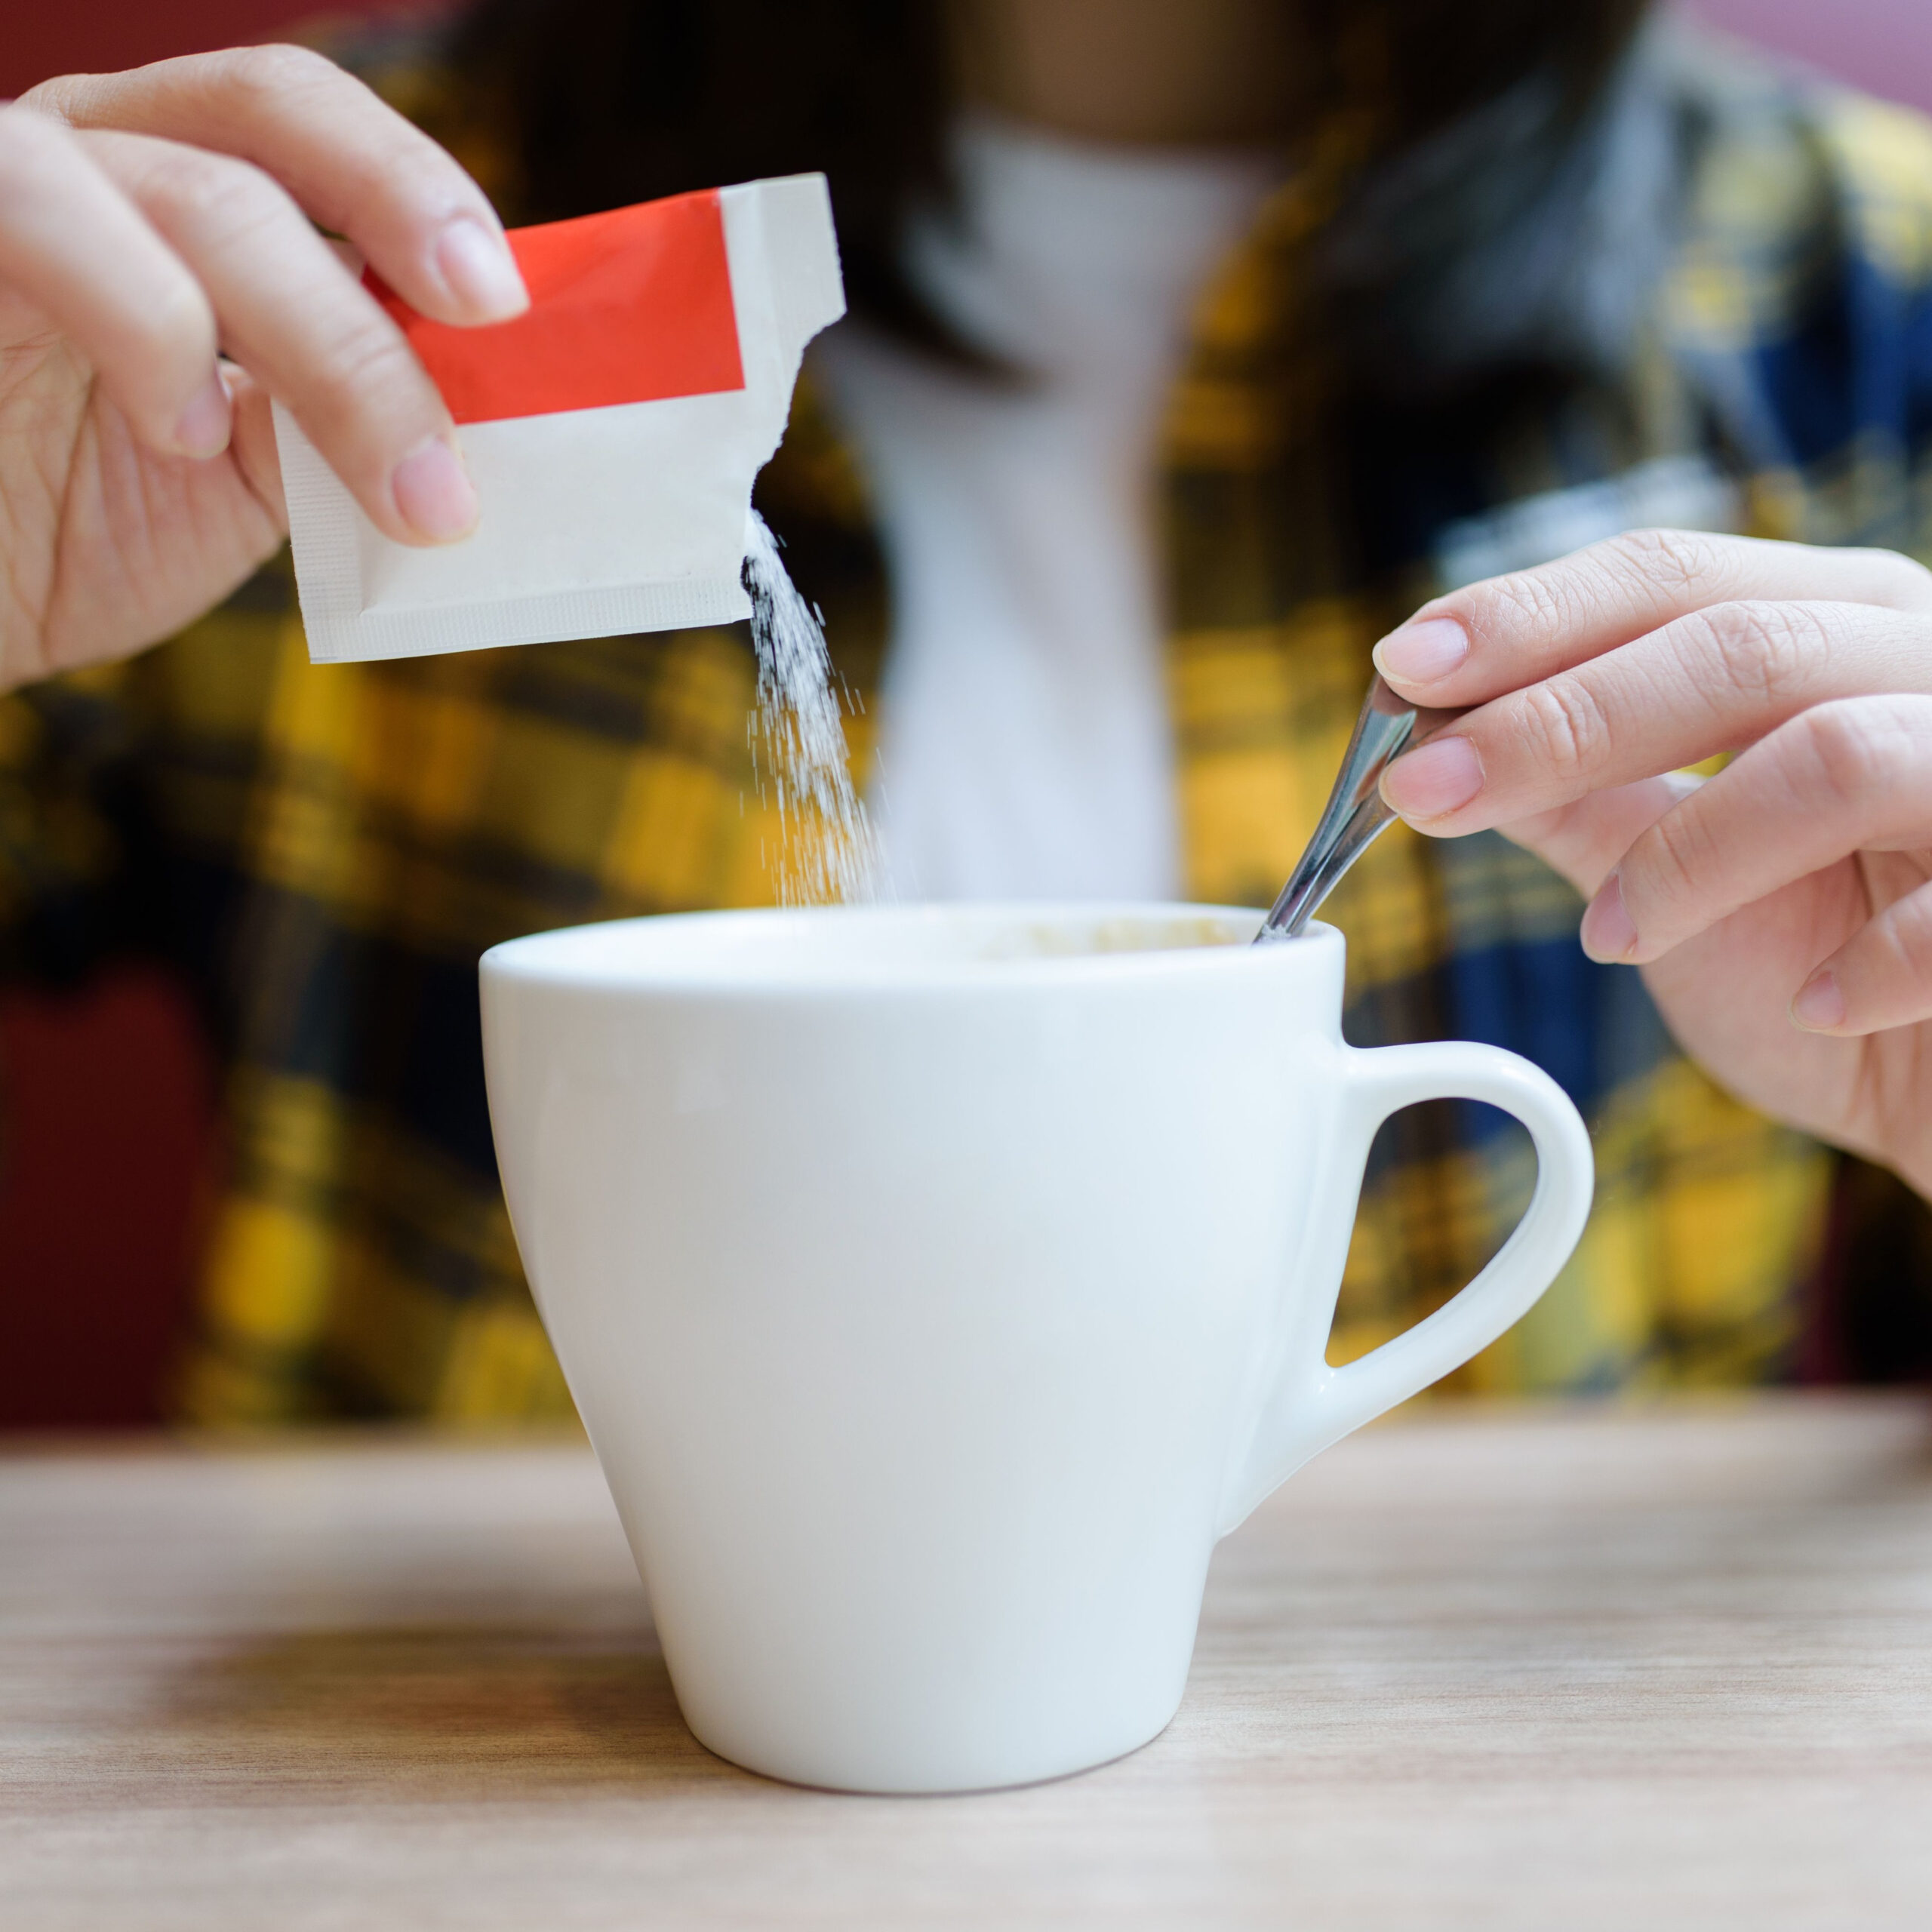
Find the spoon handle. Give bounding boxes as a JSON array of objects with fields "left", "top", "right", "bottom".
[{"left": 1256, "top": 674, "right": 1444, "bottom": 943}]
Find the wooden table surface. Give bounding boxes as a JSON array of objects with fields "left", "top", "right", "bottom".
[{"left": 5, "top": 1395, "right": 1931, "bottom": 1930}]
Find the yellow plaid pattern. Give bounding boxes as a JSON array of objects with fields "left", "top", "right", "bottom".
[{"left": 5, "top": 38, "right": 1930, "bottom": 1419}]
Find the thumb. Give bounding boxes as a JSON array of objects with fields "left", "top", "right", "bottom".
[{"left": 223, "top": 365, "right": 288, "bottom": 532}]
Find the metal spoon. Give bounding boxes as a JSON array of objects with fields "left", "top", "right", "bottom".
[{"left": 1254, "top": 673, "right": 1453, "bottom": 943}]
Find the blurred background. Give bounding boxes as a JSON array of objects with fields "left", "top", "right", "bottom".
[
  {"left": 7, "top": 1, "right": 1926, "bottom": 109},
  {"left": 3, "top": 0, "right": 1931, "bottom": 1428}
]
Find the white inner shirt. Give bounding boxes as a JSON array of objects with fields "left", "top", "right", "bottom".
[{"left": 813, "top": 116, "right": 1280, "bottom": 902}]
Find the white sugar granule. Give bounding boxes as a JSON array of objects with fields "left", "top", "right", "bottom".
[{"left": 742, "top": 510, "right": 882, "bottom": 906}]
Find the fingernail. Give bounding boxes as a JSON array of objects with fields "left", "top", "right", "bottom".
[
  {"left": 435, "top": 217, "right": 528, "bottom": 321},
  {"left": 174, "top": 372, "right": 232, "bottom": 459},
  {"left": 1580, "top": 873, "right": 1638, "bottom": 963},
  {"left": 391, "top": 435, "right": 478, "bottom": 543},
  {"left": 1380, "top": 735, "right": 1484, "bottom": 822},
  {"left": 1373, "top": 616, "right": 1468, "bottom": 687},
  {"left": 1791, "top": 969, "right": 1847, "bottom": 1032}
]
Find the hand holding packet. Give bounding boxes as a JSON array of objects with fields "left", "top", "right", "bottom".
[{"left": 276, "top": 175, "right": 844, "bottom": 663}]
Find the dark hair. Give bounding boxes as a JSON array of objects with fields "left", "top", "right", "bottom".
[
  {"left": 450, "top": 1, "right": 961, "bottom": 357},
  {"left": 451, "top": 0, "right": 1652, "bottom": 371}
]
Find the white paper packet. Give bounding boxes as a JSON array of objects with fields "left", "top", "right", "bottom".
[{"left": 275, "top": 174, "right": 844, "bottom": 664}]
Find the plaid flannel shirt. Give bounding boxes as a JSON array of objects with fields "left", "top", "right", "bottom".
[{"left": 3, "top": 30, "right": 1930, "bottom": 1420}]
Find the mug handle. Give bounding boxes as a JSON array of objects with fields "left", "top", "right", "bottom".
[{"left": 1217, "top": 1038, "right": 1594, "bottom": 1533}]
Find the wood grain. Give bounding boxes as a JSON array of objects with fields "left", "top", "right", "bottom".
[{"left": 4, "top": 1395, "right": 1930, "bottom": 1930}]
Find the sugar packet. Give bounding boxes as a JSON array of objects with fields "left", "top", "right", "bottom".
[{"left": 275, "top": 174, "right": 844, "bottom": 663}]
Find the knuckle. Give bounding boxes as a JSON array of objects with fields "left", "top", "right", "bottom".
[
  {"left": 1460, "top": 526, "right": 1739, "bottom": 655},
  {"left": 141, "top": 146, "right": 291, "bottom": 243},
  {"left": 1791, "top": 700, "right": 1902, "bottom": 807},
  {"left": 1461, "top": 561, "right": 1578, "bottom": 655},
  {"left": 297, "top": 315, "right": 438, "bottom": 444},
  {"left": 1517, "top": 672, "right": 1609, "bottom": 780},
  {"left": 1885, "top": 691, "right": 1932, "bottom": 742},
  {"left": 1690, "top": 600, "right": 1826, "bottom": 709},
  {"left": 1598, "top": 525, "right": 1729, "bottom": 597},
  {"left": 1630, "top": 808, "right": 1723, "bottom": 943},
  {"left": 140, "top": 272, "right": 218, "bottom": 363},
  {"left": 1874, "top": 889, "right": 1932, "bottom": 989},
  {"left": 14, "top": 75, "right": 85, "bottom": 122},
  {"left": 1895, "top": 891, "right": 1932, "bottom": 963},
  {"left": 1635, "top": 798, "right": 1715, "bottom": 913},
  {"left": 206, "top": 42, "right": 346, "bottom": 106},
  {"left": 1795, "top": 693, "right": 1932, "bottom": 811}
]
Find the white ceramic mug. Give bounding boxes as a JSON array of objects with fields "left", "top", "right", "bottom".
[{"left": 481, "top": 903, "right": 1592, "bottom": 1793}]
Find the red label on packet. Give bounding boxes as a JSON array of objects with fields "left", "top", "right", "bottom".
[{"left": 368, "top": 189, "right": 746, "bottom": 425}]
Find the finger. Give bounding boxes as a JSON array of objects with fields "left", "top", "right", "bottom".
[
  {"left": 1498, "top": 773, "right": 1698, "bottom": 903},
  {"left": 222, "top": 363, "right": 285, "bottom": 528},
  {"left": 26, "top": 45, "right": 525, "bottom": 326},
  {"left": 1578, "top": 695, "right": 1932, "bottom": 965},
  {"left": 86, "top": 128, "right": 476, "bottom": 546},
  {"left": 1380, "top": 598, "right": 1930, "bottom": 835},
  {"left": 1372, "top": 528, "right": 1932, "bottom": 707},
  {"left": 1792, "top": 877, "right": 1932, "bottom": 1037},
  {"left": 0, "top": 105, "right": 226, "bottom": 457}
]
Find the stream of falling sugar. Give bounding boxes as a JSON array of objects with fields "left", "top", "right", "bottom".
[{"left": 741, "top": 509, "right": 882, "bottom": 906}]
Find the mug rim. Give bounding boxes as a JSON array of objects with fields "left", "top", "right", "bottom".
[{"left": 480, "top": 901, "right": 1341, "bottom": 993}]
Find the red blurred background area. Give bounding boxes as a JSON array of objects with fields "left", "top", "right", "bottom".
[
  {"left": 4, "top": 1, "right": 1932, "bottom": 1429},
  {"left": 0, "top": 974, "right": 217, "bottom": 1426},
  {"left": 0, "top": 5, "right": 445, "bottom": 100},
  {"left": 6, "top": 1, "right": 1932, "bottom": 111}
]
